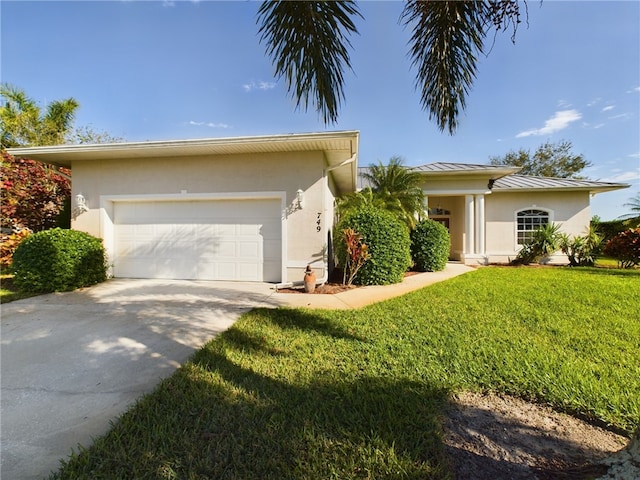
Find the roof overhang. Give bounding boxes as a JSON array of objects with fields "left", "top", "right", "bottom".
[
  {"left": 410, "top": 162, "right": 521, "bottom": 178},
  {"left": 492, "top": 175, "right": 630, "bottom": 194},
  {"left": 7, "top": 130, "right": 360, "bottom": 194}
]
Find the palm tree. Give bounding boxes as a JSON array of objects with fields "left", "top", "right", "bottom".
[
  {"left": 340, "top": 156, "right": 425, "bottom": 229},
  {"left": 336, "top": 186, "right": 405, "bottom": 224},
  {"left": 0, "top": 83, "right": 79, "bottom": 147},
  {"left": 620, "top": 193, "right": 640, "bottom": 227},
  {"left": 257, "top": 1, "right": 524, "bottom": 133}
]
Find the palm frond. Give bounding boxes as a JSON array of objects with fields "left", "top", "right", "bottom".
[
  {"left": 401, "top": 1, "right": 487, "bottom": 134},
  {"left": 257, "top": 0, "right": 361, "bottom": 124}
]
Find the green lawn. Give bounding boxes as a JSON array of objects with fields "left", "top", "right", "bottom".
[
  {"left": 0, "top": 274, "right": 35, "bottom": 303},
  {"left": 52, "top": 267, "right": 640, "bottom": 479}
]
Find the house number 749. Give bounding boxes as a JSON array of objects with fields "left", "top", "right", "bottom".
[{"left": 316, "top": 212, "right": 322, "bottom": 232}]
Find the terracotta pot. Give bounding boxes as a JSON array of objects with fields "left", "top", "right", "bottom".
[{"left": 304, "top": 265, "right": 316, "bottom": 293}]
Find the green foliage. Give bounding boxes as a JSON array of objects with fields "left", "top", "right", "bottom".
[
  {"left": 335, "top": 207, "right": 411, "bottom": 285},
  {"left": 619, "top": 193, "right": 640, "bottom": 228},
  {"left": 1, "top": 150, "right": 71, "bottom": 232},
  {"left": 596, "top": 218, "right": 629, "bottom": 242},
  {"left": 489, "top": 139, "right": 591, "bottom": 178},
  {"left": 339, "top": 157, "right": 425, "bottom": 229},
  {"left": 258, "top": 2, "right": 524, "bottom": 133},
  {"left": 604, "top": 228, "right": 640, "bottom": 269},
  {"left": 559, "top": 225, "right": 603, "bottom": 267},
  {"left": 513, "top": 222, "right": 562, "bottom": 265},
  {"left": 410, "top": 218, "right": 450, "bottom": 272},
  {"left": 1, "top": 83, "right": 79, "bottom": 147},
  {"left": 12, "top": 228, "right": 107, "bottom": 293},
  {"left": 257, "top": 1, "right": 362, "bottom": 125}
]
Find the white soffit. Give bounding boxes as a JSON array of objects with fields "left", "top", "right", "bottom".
[{"left": 7, "top": 130, "right": 360, "bottom": 193}]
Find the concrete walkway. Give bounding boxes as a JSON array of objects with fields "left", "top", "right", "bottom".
[
  {"left": 272, "top": 262, "right": 474, "bottom": 309},
  {"left": 1, "top": 263, "right": 472, "bottom": 479}
]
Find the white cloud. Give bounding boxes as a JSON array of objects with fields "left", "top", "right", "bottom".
[
  {"left": 243, "top": 81, "right": 276, "bottom": 92},
  {"left": 600, "top": 170, "right": 640, "bottom": 183},
  {"left": 627, "top": 86, "right": 640, "bottom": 93},
  {"left": 189, "top": 120, "right": 230, "bottom": 129},
  {"left": 608, "top": 113, "right": 633, "bottom": 121},
  {"left": 515, "top": 109, "right": 582, "bottom": 138},
  {"left": 601, "top": 105, "right": 615, "bottom": 112}
]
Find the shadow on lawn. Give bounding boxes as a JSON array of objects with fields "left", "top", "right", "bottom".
[
  {"left": 51, "top": 305, "right": 624, "bottom": 479},
  {"left": 181, "top": 354, "right": 451, "bottom": 478}
]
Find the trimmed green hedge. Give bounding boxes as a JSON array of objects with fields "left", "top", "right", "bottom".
[
  {"left": 410, "top": 219, "right": 450, "bottom": 272},
  {"left": 12, "top": 228, "right": 107, "bottom": 293},
  {"left": 335, "top": 207, "right": 411, "bottom": 285}
]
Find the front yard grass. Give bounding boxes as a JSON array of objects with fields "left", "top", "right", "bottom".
[
  {"left": 0, "top": 273, "right": 35, "bottom": 303},
  {"left": 52, "top": 267, "right": 640, "bottom": 479}
]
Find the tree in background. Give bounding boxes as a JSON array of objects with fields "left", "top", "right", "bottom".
[
  {"left": 0, "top": 84, "right": 79, "bottom": 148},
  {"left": 257, "top": 1, "right": 526, "bottom": 133},
  {"left": 489, "top": 140, "right": 591, "bottom": 178},
  {"left": 338, "top": 157, "right": 425, "bottom": 229},
  {"left": 1, "top": 84, "right": 122, "bottom": 147},
  {"left": 619, "top": 193, "right": 640, "bottom": 228}
]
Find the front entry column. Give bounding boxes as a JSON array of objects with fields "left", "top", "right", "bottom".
[
  {"left": 475, "top": 194, "right": 485, "bottom": 255},
  {"left": 465, "top": 194, "right": 475, "bottom": 255}
]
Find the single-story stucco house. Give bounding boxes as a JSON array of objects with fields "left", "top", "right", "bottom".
[{"left": 8, "top": 130, "right": 628, "bottom": 283}]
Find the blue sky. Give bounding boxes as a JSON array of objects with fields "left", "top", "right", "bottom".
[{"left": 1, "top": 0, "right": 639, "bottom": 220}]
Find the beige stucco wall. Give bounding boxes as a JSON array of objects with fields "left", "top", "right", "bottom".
[
  {"left": 485, "top": 191, "right": 591, "bottom": 263},
  {"left": 71, "top": 151, "right": 335, "bottom": 283},
  {"left": 420, "top": 176, "right": 491, "bottom": 194}
]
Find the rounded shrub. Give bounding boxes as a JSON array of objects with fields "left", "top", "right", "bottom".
[
  {"left": 410, "top": 219, "right": 451, "bottom": 272},
  {"left": 12, "top": 228, "right": 107, "bottom": 293},
  {"left": 335, "top": 207, "right": 411, "bottom": 285}
]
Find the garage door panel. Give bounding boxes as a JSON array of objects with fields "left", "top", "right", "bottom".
[
  {"left": 238, "top": 242, "right": 259, "bottom": 258},
  {"left": 113, "top": 199, "right": 281, "bottom": 281}
]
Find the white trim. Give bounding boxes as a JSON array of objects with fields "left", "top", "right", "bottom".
[
  {"left": 475, "top": 194, "right": 485, "bottom": 255},
  {"left": 100, "top": 191, "right": 287, "bottom": 282},
  {"left": 423, "top": 189, "right": 493, "bottom": 196},
  {"left": 514, "top": 206, "right": 554, "bottom": 250},
  {"left": 465, "top": 195, "right": 475, "bottom": 255}
]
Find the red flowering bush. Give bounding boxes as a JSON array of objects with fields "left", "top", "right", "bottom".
[
  {"left": 1, "top": 149, "right": 71, "bottom": 232},
  {"left": 604, "top": 228, "right": 640, "bottom": 269}
]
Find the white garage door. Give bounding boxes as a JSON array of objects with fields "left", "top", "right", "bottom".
[{"left": 113, "top": 199, "right": 282, "bottom": 282}]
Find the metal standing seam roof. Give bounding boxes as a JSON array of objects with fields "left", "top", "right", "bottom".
[
  {"left": 409, "top": 162, "right": 519, "bottom": 175},
  {"left": 357, "top": 162, "right": 629, "bottom": 193},
  {"left": 492, "top": 174, "right": 629, "bottom": 193}
]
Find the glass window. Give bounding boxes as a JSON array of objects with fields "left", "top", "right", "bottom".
[{"left": 516, "top": 209, "right": 549, "bottom": 245}]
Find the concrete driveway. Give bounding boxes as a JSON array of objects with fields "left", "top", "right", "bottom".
[{"left": 1, "top": 278, "right": 280, "bottom": 480}]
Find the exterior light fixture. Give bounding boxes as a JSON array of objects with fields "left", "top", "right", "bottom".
[
  {"left": 75, "top": 193, "right": 89, "bottom": 213},
  {"left": 296, "top": 189, "right": 305, "bottom": 209}
]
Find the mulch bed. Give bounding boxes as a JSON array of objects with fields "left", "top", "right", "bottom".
[{"left": 276, "top": 270, "right": 421, "bottom": 294}]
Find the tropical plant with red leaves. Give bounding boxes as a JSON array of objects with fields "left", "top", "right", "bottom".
[
  {"left": 341, "top": 227, "right": 371, "bottom": 286},
  {"left": 604, "top": 228, "right": 640, "bottom": 269},
  {"left": 1, "top": 149, "right": 71, "bottom": 233}
]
